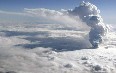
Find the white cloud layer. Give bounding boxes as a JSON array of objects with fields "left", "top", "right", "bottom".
[
  {"left": 0, "top": 1, "right": 116, "bottom": 73},
  {"left": 0, "top": 22, "right": 115, "bottom": 73}
]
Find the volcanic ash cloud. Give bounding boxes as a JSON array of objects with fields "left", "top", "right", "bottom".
[{"left": 68, "top": 1, "right": 108, "bottom": 48}]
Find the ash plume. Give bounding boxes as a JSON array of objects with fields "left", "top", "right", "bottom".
[{"left": 68, "top": 1, "right": 108, "bottom": 48}]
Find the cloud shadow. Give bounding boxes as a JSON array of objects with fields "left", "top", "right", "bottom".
[
  {"left": 0, "top": 30, "right": 49, "bottom": 37},
  {"left": 0, "top": 30, "right": 93, "bottom": 52},
  {"left": 15, "top": 36, "right": 93, "bottom": 52}
]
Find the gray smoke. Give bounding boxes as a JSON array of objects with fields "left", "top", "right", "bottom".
[{"left": 68, "top": 1, "right": 107, "bottom": 48}]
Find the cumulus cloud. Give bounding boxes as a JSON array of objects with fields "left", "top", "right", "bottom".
[
  {"left": 68, "top": 1, "right": 108, "bottom": 48},
  {"left": 68, "top": 1, "right": 100, "bottom": 21}
]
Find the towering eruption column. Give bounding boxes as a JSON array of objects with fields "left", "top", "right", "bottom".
[{"left": 68, "top": 1, "right": 107, "bottom": 48}]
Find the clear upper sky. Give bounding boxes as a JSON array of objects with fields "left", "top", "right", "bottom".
[{"left": 0, "top": 0, "right": 115, "bottom": 24}]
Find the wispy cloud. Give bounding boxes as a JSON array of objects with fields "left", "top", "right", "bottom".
[
  {"left": 0, "top": 10, "right": 26, "bottom": 15},
  {"left": 24, "top": 8, "right": 88, "bottom": 29},
  {"left": 0, "top": 8, "right": 89, "bottom": 30}
]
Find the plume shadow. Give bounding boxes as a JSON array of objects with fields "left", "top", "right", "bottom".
[
  {"left": 0, "top": 30, "right": 93, "bottom": 52},
  {"left": 15, "top": 36, "right": 93, "bottom": 52},
  {"left": 0, "top": 30, "right": 49, "bottom": 37}
]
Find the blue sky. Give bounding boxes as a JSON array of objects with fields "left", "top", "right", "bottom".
[{"left": 0, "top": 0, "right": 116, "bottom": 24}]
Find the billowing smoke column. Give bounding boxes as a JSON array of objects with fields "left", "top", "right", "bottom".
[{"left": 68, "top": 1, "right": 107, "bottom": 48}]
